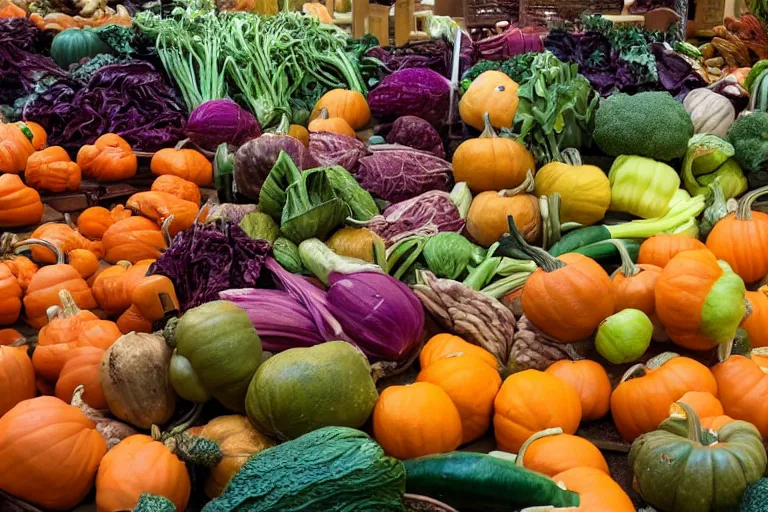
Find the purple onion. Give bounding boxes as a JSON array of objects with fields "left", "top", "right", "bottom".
[{"left": 186, "top": 99, "right": 262, "bottom": 150}]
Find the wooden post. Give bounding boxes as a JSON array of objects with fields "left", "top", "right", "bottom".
[
  {"left": 395, "top": 0, "right": 414, "bottom": 46},
  {"left": 368, "top": 4, "right": 391, "bottom": 45},
  {"left": 352, "top": 0, "right": 369, "bottom": 38}
]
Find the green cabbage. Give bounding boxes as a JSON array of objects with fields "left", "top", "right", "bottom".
[{"left": 423, "top": 232, "right": 484, "bottom": 280}]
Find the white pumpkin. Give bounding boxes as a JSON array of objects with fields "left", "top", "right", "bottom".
[{"left": 683, "top": 89, "right": 736, "bottom": 137}]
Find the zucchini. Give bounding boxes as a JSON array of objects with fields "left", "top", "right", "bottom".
[
  {"left": 404, "top": 452, "right": 580, "bottom": 510},
  {"left": 573, "top": 239, "right": 640, "bottom": 262},
  {"left": 548, "top": 225, "right": 611, "bottom": 256}
]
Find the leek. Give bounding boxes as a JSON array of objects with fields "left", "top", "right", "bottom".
[
  {"left": 606, "top": 194, "right": 706, "bottom": 240},
  {"left": 298, "top": 238, "right": 382, "bottom": 286}
]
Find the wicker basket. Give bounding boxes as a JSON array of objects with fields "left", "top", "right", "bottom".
[
  {"left": 519, "top": 0, "right": 623, "bottom": 27},
  {"left": 464, "top": 0, "right": 519, "bottom": 28}
]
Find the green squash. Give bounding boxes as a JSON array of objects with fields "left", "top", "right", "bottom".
[
  {"left": 132, "top": 493, "right": 176, "bottom": 512},
  {"left": 165, "top": 300, "right": 262, "bottom": 413},
  {"left": 245, "top": 340, "right": 378, "bottom": 440},
  {"left": 202, "top": 426, "right": 406, "bottom": 512},
  {"left": 50, "top": 28, "right": 111, "bottom": 70},
  {"left": 629, "top": 401, "right": 767, "bottom": 512}
]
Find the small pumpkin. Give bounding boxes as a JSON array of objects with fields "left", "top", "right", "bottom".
[
  {"left": 611, "top": 352, "right": 718, "bottom": 441},
  {"left": 92, "top": 261, "right": 132, "bottom": 316},
  {"left": 609, "top": 239, "right": 662, "bottom": 323},
  {"left": 466, "top": 170, "right": 541, "bottom": 247},
  {"left": 711, "top": 344, "right": 768, "bottom": 437},
  {"left": 0, "top": 328, "right": 24, "bottom": 346},
  {"left": 151, "top": 144, "right": 213, "bottom": 186},
  {"left": 637, "top": 233, "right": 707, "bottom": 268},
  {"left": 0, "top": 344, "right": 35, "bottom": 418},
  {"left": 419, "top": 333, "right": 499, "bottom": 371},
  {"left": 683, "top": 88, "right": 736, "bottom": 137},
  {"left": 151, "top": 175, "right": 201, "bottom": 206},
  {"left": 459, "top": 71, "right": 519, "bottom": 130},
  {"left": 706, "top": 186, "right": 768, "bottom": 284},
  {"left": 453, "top": 113, "right": 534, "bottom": 194},
  {"left": 50, "top": 28, "right": 111, "bottom": 69},
  {"left": 68, "top": 248, "right": 100, "bottom": 279},
  {"left": 116, "top": 304, "right": 153, "bottom": 334},
  {"left": 77, "top": 133, "right": 138, "bottom": 182},
  {"left": 288, "top": 124, "right": 310, "bottom": 146},
  {"left": 493, "top": 369, "right": 582, "bottom": 453},
  {"left": 0, "top": 173, "right": 44, "bottom": 227},
  {"left": 24, "top": 146, "right": 82, "bottom": 193},
  {"left": 0, "top": 262, "right": 21, "bottom": 325},
  {"left": 373, "top": 382, "right": 463, "bottom": 459},
  {"left": 126, "top": 191, "right": 198, "bottom": 236},
  {"left": 77, "top": 206, "right": 126, "bottom": 240},
  {"left": 0, "top": 122, "right": 36, "bottom": 174},
  {"left": 131, "top": 274, "right": 179, "bottom": 322},
  {"left": 29, "top": 222, "right": 102, "bottom": 264},
  {"left": 307, "top": 108, "right": 357, "bottom": 138},
  {"left": 0, "top": 235, "right": 39, "bottom": 291},
  {"left": 55, "top": 346, "right": 107, "bottom": 409},
  {"left": 0, "top": 396, "right": 107, "bottom": 510},
  {"left": 515, "top": 427, "right": 609, "bottom": 477},
  {"left": 678, "top": 390, "right": 724, "bottom": 418},
  {"left": 102, "top": 217, "right": 167, "bottom": 264},
  {"left": 325, "top": 227, "right": 385, "bottom": 263},
  {"left": 545, "top": 359, "right": 611, "bottom": 421},
  {"left": 533, "top": 149, "right": 611, "bottom": 225},
  {"left": 552, "top": 467, "right": 635, "bottom": 512},
  {"left": 742, "top": 287, "right": 768, "bottom": 347},
  {"left": 310, "top": 89, "right": 371, "bottom": 130},
  {"left": 26, "top": 121, "right": 47, "bottom": 150}
]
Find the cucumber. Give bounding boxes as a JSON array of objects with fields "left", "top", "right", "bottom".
[
  {"left": 404, "top": 452, "right": 580, "bottom": 511},
  {"left": 549, "top": 225, "right": 611, "bottom": 256},
  {"left": 573, "top": 239, "right": 640, "bottom": 262}
]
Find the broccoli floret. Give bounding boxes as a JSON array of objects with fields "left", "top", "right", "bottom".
[
  {"left": 740, "top": 478, "right": 768, "bottom": 512},
  {"left": 593, "top": 91, "right": 693, "bottom": 161},
  {"left": 727, "top": 112, "right": 768, "bottom": 174}
]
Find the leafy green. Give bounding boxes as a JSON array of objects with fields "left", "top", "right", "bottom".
[
  {"left": 745, "top": 61, "right": 768, "bottom": 92},
  {"left": 460, "top": 54, "right": 537, "bottom": 94},
  {"left": 325, "top": 167, "right": 379, "bottom": 221},
  {"left": 69, "top": 54, "right": 126, "bottom": 83},
  {"left": 273, "top": 237, "right": 304, "bottom": 274},
  {"left": 239, "top": 212, "right": 281, "bottom": 244},
  {"left": 89, "top": 24, "right": 137, "bottom": 57}
]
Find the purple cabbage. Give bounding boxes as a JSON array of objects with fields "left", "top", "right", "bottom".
[
  {"left": 365, "top": 36, "right": 473, "bottom": 78},
  {"left": 476, "top": 27, "right": 545, "bottom": 61},
  {"left": 651, "top": 43, "right": 707, "bottom": 100},
  {"left": 308, "top": 132, "right": 369, "bottom": 173},
  {"left": 355, "top": 145, "right": 452, "bottom": 202},
  {"left": 151, "top": 221, "right": 270, "bottom": 311},
  {"left": 384, "top": 116, "right": 445, "bottom": 159},
  {"left": 186, "top": 99, "right": 262, "bottom": 151},
  {"left": 233, "top": 135, "right": 318, "bottom": 201},
  {"left": 367, "top": 68, "right": 452, "bottom": 127}
]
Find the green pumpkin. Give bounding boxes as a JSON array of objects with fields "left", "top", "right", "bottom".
[
  {"left": 50, "top": 28, "right": 111, "bottom": 70},
  {"left": 245, "top": 341, "right": 378, "bottom": 440},
  {"left": 165, "top": 300, "right": 262, "bottom": 413},
  {"left": 629, "top": 401, "right": 767, "bottom": 512}
]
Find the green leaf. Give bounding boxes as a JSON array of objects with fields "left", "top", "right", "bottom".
[
  {"left": 259, "top": 151, "right": 303, "bottom": 219},
  {"left": 280, "top": 169, "right": 348, "bottom": 244},
  {"left": 324, "top": 166, "right": 379, "bottom": 221}
]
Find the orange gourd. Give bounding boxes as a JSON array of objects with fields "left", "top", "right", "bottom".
[
  {"left": 151, "top": 175, "right": 201, "bottom": 206},
  {"left": 302, "top": 2, "right": 333, "bottom": 22},
  {"left": 78, "top": 206, "right": 119, "bottom": 240},
  {"left": 678, "top": 390, "right": 724, "bottom": 418},
  {"left": 24, "top": 146, "right": 82, "bottom": 193},
  {"left": 419, "top": 333, "right": 498, "bottom": 370},
  {"left": 130, "top": 274, "right": 179, "bottom": 322},
  {"left": 0, "top": 328, "right": 23, "bottom": 346},
  {"left": 416, "top": 353, "right": 501, "bottom": 443},
  {"left": 609, "top": 238, "right": 662, "bottom": 318},
  {"left": 637, "top": 234, "right": 707, "bottom": 268},
  {"left": 116, "top": 304, "right": 153, "bottom": 334},
  {"left": 743, "top": 287, "right": 768, "bottom": 347},
  {"left": 77, "top": 133, "right": 138, "bottom": 182},
  {"left": 0, "top": 122, "right": 36, "bottom": 173},
  {"left": 0, "top": 173, "right": 44, "bottom": 227},
  {"left": 458, "top": 71, "right": 519, "bottom": 130},
  {"left": 515, "top": 428, "right": 609, "bottom": 477},
  {"left": 122, "top": 259, "right": 154, "bottom": 295},
  {"left": 0, "top": 234, "right": 39, "bottom": 291},
  {"left": 0, "top": 2, "right": 26, "bottom": 18},
  {"left": 102, "top": 217, "right": 167, "bottom": 264},
  {"left": 701, "top": 414, "right": 735, "bottom": 430},
  {"left": 611, "top": 352, "right": 718, "bottom": 441},
  {"left": 466, "top": 171, "right": 541, "bottom": 247},
  {"left": 373, "top": 382, "right": 463, "bottom": 459},
  {"left": 545, "top": 360, "right": 611, "bottom": 421},
  {"left": 0, "top": 262, "right": 21, "bottom": 325},
  {"left": 33, "top": 290, "right": 120, "bottom": 383},
  {"left": 92, "top": 261, "right": 132, "bottom": 316},
  {"left": 553, "top": 467, "right": 635, "bottom": 512},
  {"left": 289, "top": 124, "right": 310, "bottom": 146},
  {"left": 0, "top": 345, "right": 35, "bottom": 418},
  {"left": 311, "top": 89, "right": 371, "bottom": 130},
  {"left": 307, "top": 108, "right": 357, "bottom": 138},
  {"left": 126, "top": 191, "right": 198, "bottom": 236},
  {"left": 26, "top": 121, "right": 47, "bottom": 150},
  {"left": 29, "top": 222, "right": 103, "bottom": 264},
  {"left": 68, "top": 248, "right": 100, "bottom": 279},
  {"left": 151, "top": 144, "right": 212, "bottom": 186},
  {"left": 711, "top": 345, "right": 768, "bottom": 437},
  {"left": 493, "top": 369, "right": 582, "bottom": 453},
  {"left": 55, "top": 346, "right": 107, "bottom": 409},
  {"left": 0, "top": 396, "right": 107, "bottom": 510},
  {"left": 453, "top": 113, "right": 534, "bottom": 193}
]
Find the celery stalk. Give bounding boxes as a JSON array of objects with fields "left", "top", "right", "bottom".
[{"left": 607, "top": 196, "right": 706, "bottom": 239}]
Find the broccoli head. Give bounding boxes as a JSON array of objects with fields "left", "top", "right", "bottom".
[
  {"left": 593, "top": 91, "right": 694, "bottom": 161},
  {"left": 727, "top": 112, "right": 768, "bottom": 175},
  {"left": 740, "top": 478, "right": 768, "bottom": 512}
]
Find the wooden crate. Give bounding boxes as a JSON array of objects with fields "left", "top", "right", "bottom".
[
  {"left": 464, "top": 0, "right": 518, "bottom": 28},
  {"left": 519, "top": 0, "right": 623, "bottom": 27}
]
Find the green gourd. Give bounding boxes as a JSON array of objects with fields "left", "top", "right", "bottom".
[
  {"left": 50, "top": 28, "right": 111, "bottom": 70},
  {"left": 165, "top": 300, "right": 262, "bottom": 413},
  {"left": 202, "top": 427, "right": 406, "bottom": 512},
  {"left": 245, "top": 340, "right": 378, "bottom": 440},
  {"left": 629, "top": 402, "right": 767, "bottom": 512}
]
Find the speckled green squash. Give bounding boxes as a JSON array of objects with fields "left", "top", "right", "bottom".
[
  {"left": 132, "top": 493, "right": 177, "bottom": 512},
  {"left": 245, "top": 340, "right": 378, "bottom": 440},
  {"left": 202, "top": 426, "right": 406, "bottom": 512}
]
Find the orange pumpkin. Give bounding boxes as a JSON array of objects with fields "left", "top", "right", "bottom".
[
  {"left": 611, "top": 352, "right": 718, "bottom": 441},
  {"left": 77, "top": 133, "right": 138, "bottom": 182},
  {"left": 92, "top": 261, "right": 132, "bottom": 316},
  {"left": 0, "top": 122, "right": 36, "bottom": 174},
  {"left": 77, "top": 207, "right": 116, "bottom": 240},
  {"left": 419, "top": 333, "right": 498, "bottom": 370},
  {"left": 68, "top": 248, "right": 100, "bottom": 279},
  {"left": 743, "top": 287, "right": 768, "bottom": 347},
  {"left": 23, "top": 257, "right": 97, "bottom": 329},
  {"left": 416, "top": 353, "right": 501, "bottom": 443},
  {"left": 0, "top": 262, "right": 22, "bottom": 326},
  {"left": 122, "top": 259, "right": 154, "bottom": 295},
  {"left": 0, "top": 2, "right": 26, "bottom": 18},
  {"left": 26, "top": 121, "right": 47, "bottom": 150},
  {"left": 55, "top": 346, "right": 107, "bottom": 409},
  {"left": 151, "top": 146, "right": 212, "bottom": 186},
  {"left": 102, "top": 217, "right": 167, "bottom": 264},
  {"left": 610, "top": 238, "right": 662, "bottom": 318},
  {"left": 553, "top": 467, "right": 635, "bottom": 512},
  {"left": 307, "top": 108, "right": 357, "bottom": 138},
  {"left": 637, "top": 234, "right": 707, "bottom": 268},
  {"left": 458, "top": 71, "right": 519, "bottom": 130},
  {"left": 96, "top": 434, "right": 191, "bottom": 512},
  {"left": 677, "top": 390, "right": 724, "bottom": 418},
  {"left": 0, "top": 328, "right": 23, "bottom": 346},
  {"left": 0, "top": 173, "right": 44, "bottom": 227},
  {"left": 151, "top": 175, "right": 201, "bottom": 206},
  {"left": 29, "top": 222, "right": 103, "bottom": 264},
  {"left": 373, "top": 382, "right": 463, "bottom": 459},
  {"left": 126, "top": 191, "right": 198, "bottom": 236},
  {"left": 116, "top": 304, "right": 153, "bottom": 334},
  {"left": 24, "top": 146, "right": 82, "bottom": 193},
  {"left": 493, "top": 369, "right": 582, "bottom": 452},
  {"left": 515, "top": 428, "right": 609, "bottom": 477},
  {"left": 453, "top": 113, "right": 535, "bottom": 193},
  {"left": 2, "top": 252, "right": 37, "bottom": 292},
  {"left": 0, "top": 345, "right": 35, "bottom": 418},
  {"left": 466, "top": 171, "right": 541, "bottom": 247},
  {"left": 711, "top": 347, "right": 768, "bottom": 437},
  {"left": 310, "top": 89, "right": 371, "bottom": 130},
  {"left": 545, "top": 360, "right": 611, "bottom": 421},
  {"left": 701, "top": 414, "right": 735, "bottom": 430},
  {"left": 302, "top": 2, "right": 332, "bottom": 22},
  {"left": 289, "top": 124, "right": 310, "bottom": 146},
  {"left": 0, "top": 396, "right": 107, "bottom": 510},
  {"left": 130, "top": 274, "right": 179, "bottom": 322}
]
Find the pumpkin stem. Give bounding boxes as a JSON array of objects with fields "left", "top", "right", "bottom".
[
  {"left": 173, "top": 138, "right": 191, "bottom": 151},
  {"left": 479, "top": 112, "right": 499, "bottom": 139},
  {"left": 736, "top": 185, "right": 768, "bottom": 220},
  {"left": 317, "top": 108, "right": 330, "bottom": 121},
  {"left": 63, "top": 213, "right": 76, "bottom": 230},
  {"left": 499, "top": 170, "right": 535, "bottom": 197},
  {"left": 161, "top": 215, "right": 174, "bottom": 247},
  {"left": 559, "top": 148, "right": 583, "bottom": 167},
  {"left": 672, "top": 401, "right": 706, "bottom": 445},
  {"left": 498, "top": 216, "right": 565, "bottom": 272},
  {"left": 167, "top": 403, "right": 205, "bottom": 434},
  {"left": 11, "top": 238, "right": 64, "bottom": 264},
  {"left": 163, "top": 317, "right": 180, "bottom": 348},
  {"left": 607, "top": 239, "right": 641, "bottom": 277},
  {"left": 488, "top": 450, "right": 518, "bottom": 463},
  {"left": 515, "top": 427, "right": 564, "bottom": 467},
  {"left": 165, "top": 430, "right": 224, "bottom": 467},
  {"left": 540, "top": 193, "right": 562, "bottom": 250},
  {"left": 57, "top": 289, "right": 81, "bottom": 318},
  {"left": 646, "top": 351, "right": 680, "bottom": 370}
]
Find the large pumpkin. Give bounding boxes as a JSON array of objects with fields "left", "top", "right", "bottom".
[
  {"left": 77, "top": 133, "right": 138, "bottom": 182},
  {"left": 453, "top": 113, "right": 535, "bottom": 193},
  {"left": 553, "top": 467, "right": 635, "bottom": 512},
  {"left": 0, "top": 122, "right": 36, "bottom": 174},
  {"left": 29, "top": 222, "right": 102, "bottom": 264},
  {"left": 102, "top": 217, "right": 167, "bottom": 264},
  {"left": 310, "top": 89, "right": 371, "bottom": 130},
  {"left": 151, "top": 146, "right": 212, "bottom": 186},
  {"left": 742, "top": 287, "right": 768, "bottom": 347},
  {"left": 459, "top": 71, "right": 519, "bottom": 130},
  {"left": 516, "top": 428, "right": 609, "bottom": 477},
  {"left": 545, "top": 359, "right": 611, "bottom": 421},
  {"left": 637, "top": 234, "right": 707, "bottom": 268},
  {"left": 0, "top": 396, "right": 107, "bottom": 510},
  {"left": 23, "top": 258, "right": 97, "bottom": 328},
  {"left": 55, "top": 346, "right": 107, "bottom": 410},
  {"left": 493, "top": 369, "right": 582, "bottom": 453},
  {"left": 24, "top": 146, "right": 82, "bottom": 193},
  {"left": 711, "top": 345, "right": 768, "bottom": 437},
  {"left": 706, "top": 186, "right": 768, "bottom": 284},
  {"left": 655, "top": 249, "right": 747, "bottom": 351},
  {"left": 0, "top": 345, "right": 35, "bottom": 418},
  {"left": 0, "top": 173, "right": 44, "bottom": 227},
  {"left": 611, "top": 352, "right": 718, "bottom": 441}
]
